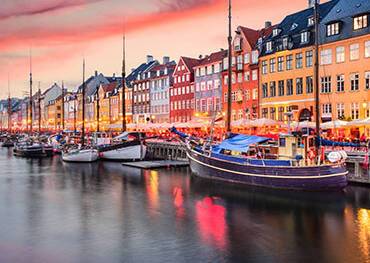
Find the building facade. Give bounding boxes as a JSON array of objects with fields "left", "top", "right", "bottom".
[
  {"left": 194, "top": 50, "right": 227, "bottom": 117},
  {"left": 149, "top": 57, "right": 175, "bottom": 123},
  {"left": 170, "top": 56, "right": 199, "bottom": 123}
]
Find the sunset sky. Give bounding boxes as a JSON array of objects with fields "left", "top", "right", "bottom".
[{"left": 0, "top": 0, "right": 313, "bottom": 98}]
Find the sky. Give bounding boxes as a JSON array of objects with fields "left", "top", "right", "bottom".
[{"left": 0, "top": 0, "right": 312, "bottom": 98}]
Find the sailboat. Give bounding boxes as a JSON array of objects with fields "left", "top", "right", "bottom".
[
  {"left": 2, "top": 78, "right": 14, "bottom": 147},
  {"left": 98, "top": 32, "right": 146, "bottom": 161},
  {"left": 171, "top": 0, "right": 348, "bottom": 191},
  {"left": 62, "top": 59, "right": 99, "bottom": 162}
]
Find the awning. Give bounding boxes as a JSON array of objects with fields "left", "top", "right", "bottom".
[{"left": 213, "top": 134, "right": 270, "bottom": 153}]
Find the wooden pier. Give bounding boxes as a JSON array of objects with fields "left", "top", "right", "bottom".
[{"left": 344, "top": 152, "right": 370, "bottom": 184}]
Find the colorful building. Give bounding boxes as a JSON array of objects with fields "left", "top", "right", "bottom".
[
  {"left": 259, "top": 0, "right": 338, "bottom": 122},
  {"left": 149, "top": 57, "right": 176, "bottom": 123},
  {"left": 318, "top": 0, "right": 370, "bottom": 123},
  {"left": 170, "top": 56, "right": 199, "bottom": 123},
  {"left": 193, "top": 50, "right": 227, "bottom": 117},
  {"left": 222, "top": 24, "right": 274, "bottom": 122},
  {"left": 132, "top": 55, "right": 159, "bottom": 123}
]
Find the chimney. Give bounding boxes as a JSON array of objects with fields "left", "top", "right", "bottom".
[
  {"left": 146, "top": 55, "right": 154, "bottom": 63},
  {"left": 308, "top": 0, "right": 319, "bottom": 8},
  {"left": 199, "top": 55, "right": 203, "bottom": 59},
  {"left": 95, "top": 70, "right": 98, "bottom": 77},
  {"left": 264, "top": 21, "right": 272, "bottom": 29},
  {"left": 113, "top": 73, "right": 116, "bottom": 78},
  {"left": 131, "top": 68, "right": 135, "bottom": 72},
  {"left": 163, "top": 56, "right": 170, "bottom": 64}
]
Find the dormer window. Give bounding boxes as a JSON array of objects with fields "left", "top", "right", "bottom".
[
  {"left": 157, "top": 70, "right": 160, "bottom": 77},
  {"left": 327, "top": 22, "right": 340, "bottom": 36},
  {"left": 164, "top": 68, "right": 168, "bottom": 75},
  {"left": 272, "top": 28, "right": 281, "bottom": 37},
  {"left": 234, "top": 37, "right": 242, "bottom": 51},
  {"left": 308, "top": 17, "right": 314, "bottom": 26},
  {"left": 290, "top": 23, "right": 298, "bottom": 31},
  {"left": 353, "top": 14, "right": 368, "bottom": 30},
  {"left": 266, "top": 41, "right": 273, "bottom": 53},
  {"left": 301, "top": 31, "right": 309, "bottom": 43},
  {"left": 282, "top": 37, "right": 288, "bottom": 49}
]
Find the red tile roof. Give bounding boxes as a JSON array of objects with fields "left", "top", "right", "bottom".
[
  {"left": 239, "top": 25, "right": 276, "bottom": 48},
  {"left": 181, "top": 56, "right": 201, "bottom": 71},
  {"left": 101, "top": 82, "right": 117, "bottom": 93},
  {"left": 195, "top": 49, "right": 228, "bottom": 67}
]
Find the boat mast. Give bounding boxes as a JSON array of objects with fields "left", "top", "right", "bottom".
[
  {"left": 62, "top": 81, "right": 65, "bottom": 131},
  {"left": 81, "top": 58, "right": 86, "bottom": 147},
  {"left": 7, "top": 76, "right": 11, "bottom": 133},
  {"left": 121, "top": 30, "right": 127, "bottom": 132},
  {"left": 29, "top": 48, "right": 33, "bottom": 134},
  {"left": 38, "top": 82, "right": 41, "bottom": 133},
  {"left": 226, "top": 0, "right": 232, "bottom": 133},
  {"left": 314, "top": 1, "right": 320, "bottom": 158}
]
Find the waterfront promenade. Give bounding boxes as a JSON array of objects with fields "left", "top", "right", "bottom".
[{"left": 0, "top": 147, "right": 369, "bottom": 263}]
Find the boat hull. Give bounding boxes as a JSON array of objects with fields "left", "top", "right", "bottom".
[
  {"left": 13, "top": 145, "right": 47, "bottom": 158},
  {"left": 187, "top": 149, "right": 348, "bottom": 191},
  {"left": 62, "top": 149, "right": 99, "bottom": 163},
  {"left": 99, "top": 143, "right": 146, "bottom": 161}
]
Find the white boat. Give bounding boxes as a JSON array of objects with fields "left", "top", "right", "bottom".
[
  {"left": 62, "top": 148, "right": 99, "bottom": 162},
  {"left": 98, "top": 132, "right": 147, "bottom": 161}
]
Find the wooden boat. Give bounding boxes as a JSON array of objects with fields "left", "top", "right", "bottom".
[
  {"left": 13, "top": 142, "right": 47, "bottom": 158},
  {"left": 62, "top": 146, "right": 99, "bottom": 162},
  {"left": 98, "top": 132, "right": 146, "bottom": 161}
]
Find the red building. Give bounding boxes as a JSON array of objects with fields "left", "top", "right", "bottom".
[
  {"left": 222, "top": 25, "right": 274, "bottom": 121},
  {"left": 170, "top": 56, "right": 200, "bottom": 123}
]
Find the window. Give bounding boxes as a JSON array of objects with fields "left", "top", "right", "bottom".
[
  {"left": 269, "top": 58, "right": 276, "bottom": 73},
  {"left": 306, "top": 76, "right": 313, "bottom": 93},
  {"left": 301, "top": 31, "right": 309, "bottom": 43},
  {"left": 262, "top": 83, "right": 268, "bottom": 98},
  {"left": 321, "top": 76, "right": 331, "bottom": 93},
  {"left": 350, "top": 43, "right": 359, "bottom": 60},
  {"left": 351, "top": 103, "right": 359, "bottom": 120},
  {"left": 337, "top": 74, "right": 345, "bottom": 92},
  {"left": 237, "top": 55, "right": 243, "bottom": 70},
  {"left": 308, "top": 17, "right": 314, "bottom": 26},
  {"left": 287, "top": 79, "right": 293, "bottom": 95},
  {"left": 320, "top": 49, "right": 332, "bottom": 65},
  {"left": 262, "top": 108, "right": 268, "bottom": 118},
  {"left": 350, "top": 73, "right": 359, "bottom": 91},
  {"left": 252, "top": 88, "right": 258, "bottom": 100},
  {"left": 244, "top": 53, "right": 250, "bottom": 64},
  {"left": 322, "top": 104, "right": 332, "bottom": 114},
  {"left": 278, "top": 107, "right": 285, "bottom": 121},
  {"left": 262, "top": 60, "right": 268, "bottom": 74},
  {"left": 286, "top": 55, "right": 293, "bottom": 70},
  {"left": 282, "top": 37, "right": 288, "bottom": 49},
  {"left": 244, "top": 71, "right": 250, "bottom": 82},
  {"left": 278, "top": 80, "right": 284, "bottom": 96},
  {"left": 278, "top": 56, "right": 284, "bottom": 71},
  {"left": 305, "top": 50, "right": 313, "bottom": 67},
  {"left": 252, "top": 70, "right": 258, "bottom": 81},
  {"left": 366, "top": 72, "right": 370, "bottom": 90},
  {"left": 337, "top": 103, "right": 344, "bottom": 119},
  {"left": 270, "top": 81, "right": 276, "bottom": 97},
  {"left": 270, "top": 107, "right": 276, "bottom": 120},
  {"left": 366, "top": 41, "right": 370, "bottom": 58},
  {"left": 266, "top": 42, "right": 272, "bottom": 53},
  {"left": 327, "top": 22, "right": 340, "bottom": 36},
  {"left": 296, "top": 78, "right": 303, "bottom": 94},
  {"left": 336, "top": 46, "right": 345, "bottom": 63},
  {"left": 295, "top": 53, "right": 303, "bottom": 68},
  {"left": 353, "top": 15, "right": 368, "bottom": 30},
  {"left": 251, "top": 50, "right": 259, "bottom": 64}
]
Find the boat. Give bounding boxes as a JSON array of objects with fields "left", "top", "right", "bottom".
[
  {"left": 62, "top": 145, "right": 99, "bottom": 162},
  {"left": 2, "top": 137, "right": 14, "bottom": 147},
  {"left": 62, "top": 58, "right": 98, "bottom": 163},
  {"left": 173, "top": 129, "right": 348, "bottom": 191},
  {"left": 98, "top": 132, "right": 147, "bottom": 161},
  {"left": 13, "top": 142, "right": 47, "bottom": 158},
  {"left": 171, "top": 1, "right": 348, "bottom": 191}
]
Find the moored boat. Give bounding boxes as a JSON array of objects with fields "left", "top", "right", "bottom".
[
  {"left": 98, "top": 132, "right": 146, "bottom": 161},
  {"left": 13, "top": 142, "right": 47, "bottom": 158},
  {"left": 62, "top": 146, "right": 99, "bottom": 162}
]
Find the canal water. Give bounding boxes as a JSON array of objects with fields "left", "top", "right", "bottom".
[{"left": 0, "top": 148, "right": 369, "bottom": 263}]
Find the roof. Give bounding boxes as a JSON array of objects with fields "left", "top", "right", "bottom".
[
  {"left": 181, "top": 56, "right": 201, "bottom": 71},
  {"left": 260, "top": 0, "right": 339, "bottom": 56},
  {"left": 101, "top": 82, "right": 117, "bottom": 93},
  {"left": 194, "top": 49, "right": 228, "bottom": 68},
  {"left": 320, "top": 0, "right": 370, "bottom": 44}
]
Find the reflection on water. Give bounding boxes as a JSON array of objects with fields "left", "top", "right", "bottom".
[{"left": 0, "top": 148, "right": 369, "bottom": 263}]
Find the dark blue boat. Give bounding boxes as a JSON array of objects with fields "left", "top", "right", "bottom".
[{"left": 172, "top": 129, "right": 348, "bottom": 191}]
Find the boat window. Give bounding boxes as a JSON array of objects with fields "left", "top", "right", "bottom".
[{"left": 279, "top": 138, "right": 286, "bottom": 147}]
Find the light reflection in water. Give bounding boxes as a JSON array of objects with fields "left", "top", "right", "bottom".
[
  {"left": 195, "top": 197, "right": 228, "bottom": 251},
  {"left": 144, "top": 170, "right": 159, "bottom": 213},
  {"left": 173, "top": 187, "right": 185, "bottom": 219},
  {"left": 357, "top": 209, "right": 370, "bottom": 260}
]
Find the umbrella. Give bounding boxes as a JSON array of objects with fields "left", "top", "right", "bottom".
[
  {"left": 347, "top": 117, "right": 370, "bottom": 127},
  {"left": 231, "top": 119, "right": 253, "bottom": 127},
  {"left": 320, "top": 120, "right": 348, "bottom": 129},
  {"left": 291, "top": 121, "right": 316, "bottom": 129},
  {"left": 250, "top": 118, "right": 278, "bottom": 127}
]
